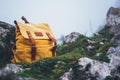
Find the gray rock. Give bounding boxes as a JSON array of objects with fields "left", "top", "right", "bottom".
[
  {"left": 107, "top": 46, "right": 120, "bottom": 68},
  {"left": 0, "top": 63, "right": 38, "bottom": 80},
  {"left": 87, "top": 39, "right": 96, "bottom": 44},
  {"left": 65, "top": 32, "right": 80, "bottom": 43},
  {"left": 96, "top": 53, "right": 103, "bottom": 57},
  {"left": 60, "top": 57, "right": 110, "bottom": 80},
  {"left": 0, "top": 21, "right": 15, "bottom": 68},
  {"left": 60, "top": 68, "right": 73, "bottom": 80},
  {"left": 13, "top": 76, "right": 38, "bottom": 80},
  {"left": 107, "top": 7, "right": 120, "bottom": 26},
  {"left": 106, "top": 7, "right": 120, "bottom": 46},
  {"left": 0, "top": 64, "right": 22, "bottom": 77},
  {"left": 112, "top": 32, "right": 120, "bottom": 45},
  {"left": 60, "top": 45, "right": 120, "bottom": 80},
  {"left": 0, "top": 21, "right": 15, "bottom": 52},
  {"left": 107, "top": 7, "right": 120, "bottom": 35},
  {"left": 77, "top": 57, "right": 111, "bottom": 80},
  {"left": 0, "top": 21, "right": 14, "bottom": 38}
]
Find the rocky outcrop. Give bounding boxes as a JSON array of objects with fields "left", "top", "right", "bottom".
[
  {"left": 0, "top": 21, "right": 15, "bottom": 80},
  {"left": 0, "top": 21, "right": 15, "bottom": 59},
  {"left": 0, "top": 21, "right": 15, "bottom": 44},
  {"left": 0, "top": 63, "right": 38, "bottom": 80},
  {"left": 60, "top": 47, "right": 120, "bottom": 80},
  {"left": 60, "top": 69, "right": 73, "bottom": 80},
  {"left": 107, "top": 7, "right": 120, "bottom": 27},
  {"left": 65, "top": 32, "right": 80, "bottom": 43},
  {"left": 61, "top": 52, "right": 120, "bottom": 80},
  {"left": 107, "top": 7, "right": 120, "bottom": 45},
  {"left": 60, "top": 7, "right": 120, "bottom": 80},
  {"left": 0, "top": 64, "right": 22, "bottom": 77},
  {"left": 76, "top": 57, "right": 111, "bottom": 80}
]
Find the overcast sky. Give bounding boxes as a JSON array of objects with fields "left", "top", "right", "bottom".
[{"left": 0, "top": 0, "right": 118, "bottom": 38}]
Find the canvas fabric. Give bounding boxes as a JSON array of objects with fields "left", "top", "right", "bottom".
[{"left": 11, "top": 21, "right": 56, "bottom": 63}]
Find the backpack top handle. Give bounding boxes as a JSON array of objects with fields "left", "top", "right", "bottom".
[
  {"left": 14, "top": 16, "right": 29, "bottom": 25},
  {"left": 21, "top": 16, "right": 29, "bottom": 23}
]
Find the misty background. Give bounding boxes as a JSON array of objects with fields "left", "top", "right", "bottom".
[{"left": 0, "top": 0, "right": 120, "bottom": 39}]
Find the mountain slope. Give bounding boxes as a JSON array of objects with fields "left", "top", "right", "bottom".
[
  {"left": 11, "top": 25, "right": 113, "bottom": 80},
  {"left": 0, "top": 7, "right": 120, "bottom": 80}
]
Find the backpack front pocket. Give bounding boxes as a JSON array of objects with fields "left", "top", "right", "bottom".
[
  {"left": 25, "top": 45, "right": 53, "bottom": 62},
  {"left": 36, "top": 46, "right": 53, "bottom": 59}
]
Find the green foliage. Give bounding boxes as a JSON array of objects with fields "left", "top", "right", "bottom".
[
  {"left": 56, "top": 35, "right": 89, "bottom": 56},
  {"left": 57, "top": 25, "right": 113, "bottom": 62},
  {"left": 72, "top": 63, "right": 92, "bottom": 80},
  {"left": 16, "top": 57, "right": 79, "bottom": 80}
]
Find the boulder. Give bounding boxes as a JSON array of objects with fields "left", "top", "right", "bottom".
[
  {"left": 0, "top": 21, "right": 15, "bottom": 57},
  {"left": 106, "top": 7, "right": 120, "bottom": 45},
  {"left": 0, "top": 64, "right": 22, "bottom": 77},
  {"left": 0, "top": 21, "right": 15, "bottom": 68},
  {"left": 65, "top": 32, "right": 80, "bottom": 43},
  {"left": 60, "top": 55, "right": 120, "bottom": 80}
]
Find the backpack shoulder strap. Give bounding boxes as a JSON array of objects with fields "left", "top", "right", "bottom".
[
  {"left": 46, "top": 32, "right": 57, "bottom": 56},
  {"left": 26, "top": 31, "right": 36, "bottom": 61}
]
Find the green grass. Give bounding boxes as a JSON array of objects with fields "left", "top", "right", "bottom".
[{"left": 16, "top": 56, "right": 80, "bottom": 80}]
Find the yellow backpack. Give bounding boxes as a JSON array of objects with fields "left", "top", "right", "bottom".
[{"left": 11, "top": 16, "right": 57, "bottom": 63}]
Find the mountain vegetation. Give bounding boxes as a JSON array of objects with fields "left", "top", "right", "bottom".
[
  {"left": 0, "top": 23, "right": 113, "bottom": 80},
  {"left": 17, "top": 25, "right": 113, "bottom": 80},
  {"left": 1, "top": 6, "right": 120, "bottom": 80}
]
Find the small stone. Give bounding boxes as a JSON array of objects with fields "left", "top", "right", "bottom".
[
  {"left": 96, "top": 53, "right": 103, "bottom": 56},
  {"left": 100, "top": 42, "right": 104, "bottom": 45},
  {"left": 0, "top": 64, "right": 22, "bottom": 77},
  {"left": 87, "top": 39, "right": 95, "bottom": 44},
  {"left": 87, "top": 45, "right": 95, "bottom": 50}
]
